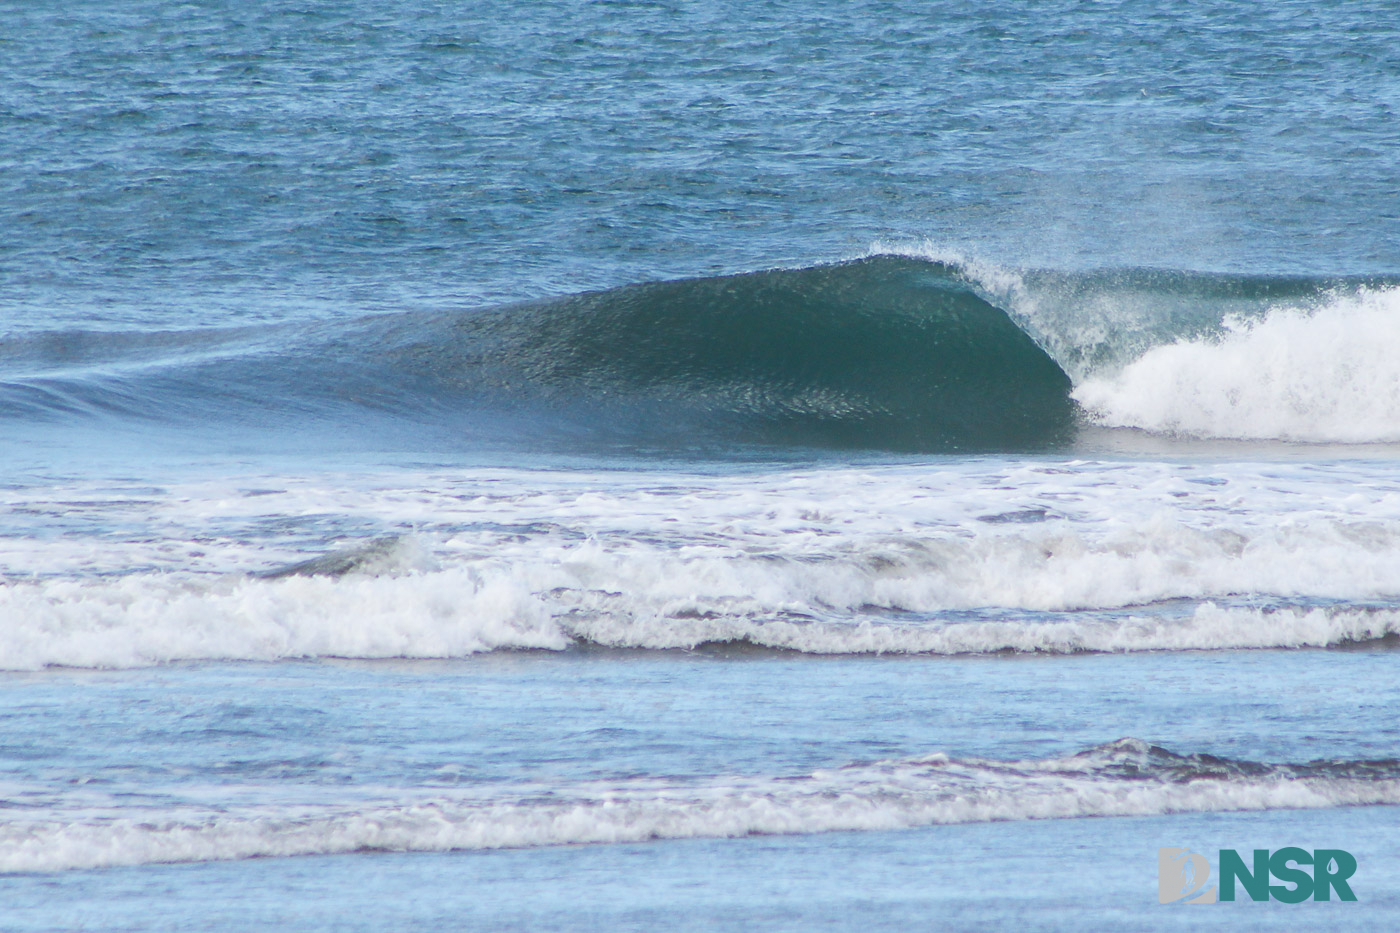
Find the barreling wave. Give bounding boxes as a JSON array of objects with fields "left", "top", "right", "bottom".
[
  {"left": 0, "top": 257, "right": 1076, "bottom": 452},
  {"left": 5, "top": 253, "right": 1397, "bottom": 450},
  {"left": 5, "top": 738, "right": 1397, "bottom": 873}
]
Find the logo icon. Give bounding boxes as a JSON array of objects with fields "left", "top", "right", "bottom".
[{"left": 1158, "top": 847, "right": 1217, "bottom": 904}]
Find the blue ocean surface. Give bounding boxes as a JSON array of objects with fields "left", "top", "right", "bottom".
[{"left": 3, "top": 1, "right": 1400, "bottom": 929}]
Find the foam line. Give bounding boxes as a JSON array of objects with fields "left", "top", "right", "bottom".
[{"left": 4, "top": 740, "right": 1395, "bottom": 873}]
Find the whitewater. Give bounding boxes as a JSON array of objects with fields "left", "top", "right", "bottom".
[{"left": 7, "top": 457, "right": 1400, "bottom": 669}]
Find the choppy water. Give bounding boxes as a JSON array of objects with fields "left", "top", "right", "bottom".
[{"left": 3, "top": 1, "right": 1400, "bottom": 929}]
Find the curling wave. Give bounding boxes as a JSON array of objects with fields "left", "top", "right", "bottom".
[
  {"left": 0, "top": 257, "right": 1076, "bottom": 452},
  {"left": 6, "top": 254, "right": 1398, "bottom": 450}
]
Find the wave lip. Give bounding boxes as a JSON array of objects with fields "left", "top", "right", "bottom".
[{"left": 4, "top": 739, "right": 1396, "bottom": 873}]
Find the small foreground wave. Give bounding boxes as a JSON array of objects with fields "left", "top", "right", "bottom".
[
  {"left": 3, "top": 739, "right": 1396, "bottom": 873},
  {"left": 570, "top": 603, "right": 1400, "bottom": 655},
  {"left": 2, "top": 562, "right": 1398, "bottom": 670}
]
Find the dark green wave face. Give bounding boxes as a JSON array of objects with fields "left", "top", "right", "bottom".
[
  {"left": 390, "top": 256, "right": 1079, "bottom": 451},
  {"left": 0, "top": 257, "right": 1079, "bottom": 454}
]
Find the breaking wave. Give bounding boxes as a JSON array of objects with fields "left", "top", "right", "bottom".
[
  {"left": 5, "top": 253, "right": 1397, "bottom": 450},
  {"left": 4, "top": 563, "right": 1400, "bottom": 670},
  {"left": 4, "top": 739, "right": 1396, "bottom": 873},
  {"left": 0, "top": 257, "right": 1075, "bottom": 452}
]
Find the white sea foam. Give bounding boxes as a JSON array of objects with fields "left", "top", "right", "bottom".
[
  {"left": 2, "top": 743, "right": 1394, "bottom": 873},
  {"left": 569, "top": 604, "right": 1400, "bottom": 654},
  {"left": 0, "top": 569, "right": 568, "bottom": 670},
  {"left": 4, "top": 461, "right": 1400, "bottom": 669},
  {"left": 1074, "top": 287, "right": 1400, "bottom": 443},
  {"left": 1, "top": 570, "right": 1397, "bottom": 670}
]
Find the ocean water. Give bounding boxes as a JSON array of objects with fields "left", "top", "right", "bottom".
[{"left": 3, "top": 1, "right": 1400, "bottom": 929}]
